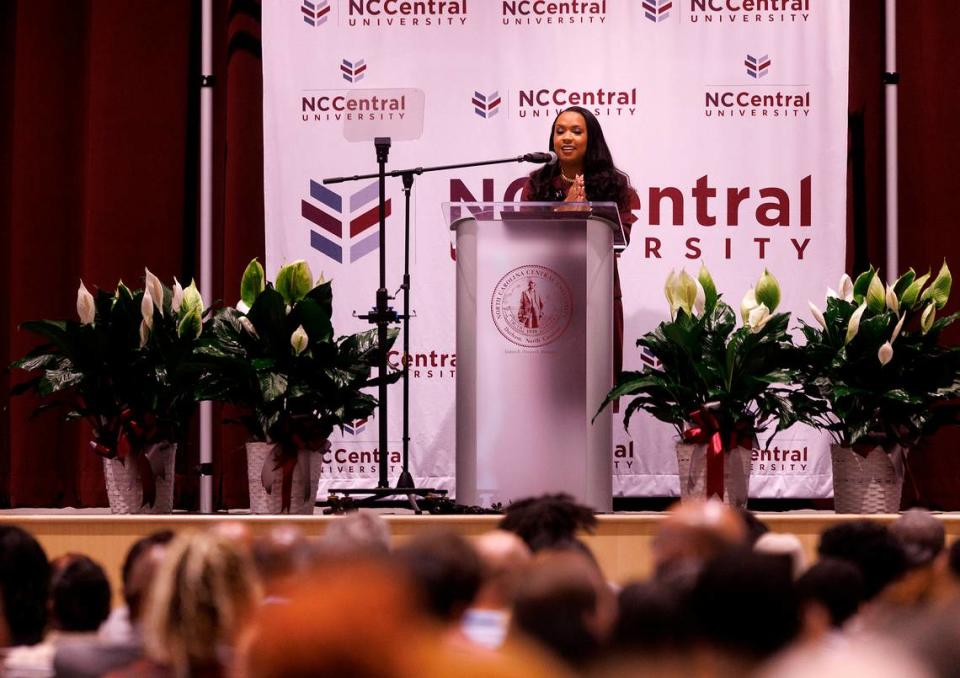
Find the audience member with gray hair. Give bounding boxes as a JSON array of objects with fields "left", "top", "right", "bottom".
[{"left": 322, "top": 511, "right": 392, "bottom": 557}]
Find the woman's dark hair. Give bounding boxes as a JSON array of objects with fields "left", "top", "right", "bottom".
[
  {"left": 526, "top": 106, "right": 630, "bottom": 206},
  {"left": 0, "top": 525, "right": 50, "bottom": 645},
  {"left": 50, "top": 554, "right": 112, "bottom": 632},
  {"left": 498, "top": 493, "right": 596, "bottom": 552}
]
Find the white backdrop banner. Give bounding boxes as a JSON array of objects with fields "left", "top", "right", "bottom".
[{"left": 262, "top": 0, "right": 849, "bottom": 499}]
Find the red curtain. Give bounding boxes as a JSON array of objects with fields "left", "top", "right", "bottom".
[{"left": 1, "top": 0, "right": 959, "bottom": 508}]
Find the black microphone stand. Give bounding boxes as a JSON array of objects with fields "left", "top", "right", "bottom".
[{"left": 322, "top": 141, "right": 550, "bottom": 513}]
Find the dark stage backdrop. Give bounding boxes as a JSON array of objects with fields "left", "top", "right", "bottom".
[{"left": 1, "top": 0, "right": 958, "bottom": 509}]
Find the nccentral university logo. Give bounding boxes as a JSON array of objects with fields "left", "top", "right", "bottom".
[
  {"left": 302, "top": 180, "right": 392, "bottom": 263},
  {"left": 745, "top": 53, "right": 771, "bottom": 78},
  {"left": 341, "top": 58, "right": 367, "bottom": 83},
  {"left": 643, "top": 0, "right": 672, "bottom": 22},
  {"left": 473, "top": 90, "right": 501, "bottom": 118},
  {"left": 302, "top": 0, "right": 331, "bottom": 26},
  {"left": 491, "top": 265, "right": 573, "bottom": 348}
]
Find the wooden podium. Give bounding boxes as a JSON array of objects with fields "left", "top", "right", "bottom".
[{"left": 446, "top": 202, "right": 625, "bottom": 511}]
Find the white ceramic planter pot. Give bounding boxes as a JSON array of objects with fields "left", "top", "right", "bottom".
[
  {"left": 675, "top": 442, "right": 752, "bottom": 508},
  {"left": 246, "top": 441, "right": 322, "bottom": 514},
  {"left": 102, "top": 441, "right": 176, "bottom": 514},
  {"left": 830, "top": 444, "right": 905, "bottom": 514}
]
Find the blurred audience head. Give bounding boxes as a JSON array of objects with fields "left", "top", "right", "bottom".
[
  {"left": 321, "top": 511, "right": 391, "bottom": 558},
  {"left": 796, "top": 557, "right": 864, "bottom": 633},
  {"left": 122, "top": 530, "right": 174, "bottom": 623},
  {"left": 755, "top": 532, "right": 808, "bottom": 579},
  {"left": 891, "top": 509, "right": 945, "bottom": 569},
  {"left": 689, "top": 550, "right": 800, "bottom": 671},
  {"left": 472, "top": 530, "right": 531, "bottom": 610},
  {"left": 737, "top": 507, "right": 770, "bottom": 546},
  {"left": 242, "top": 558, "right": 422, "bottom": 678},
  {"left": 0, "top": 524, "right": 50, "bottom": 646},
  {"left": 252, "top": 525, "right": 315, "bottom": 592},
  {"left": 241, "top": 557, "right": 563, "bottom": 678},
  {"left": 653, "top": 499, "right": 748, "bottom": 578},
  {"left": 510, "top": 550, "right": 607, "bottom": 669},
  {"left": 499, "top": 494, "right": 597, "bottom": 552},
  {"left": 610, "top": 580, "right": 689, "bottom": 655},
  {"left": 142, "top": 530, "right": 261, "bottom": 675},
  {"left": 49, "top": 553, "right": 111, "bottom": 633},
  {"left": 394, "top": 531, "right": 483, "bottom": 624},
  {"left": 818, "top": 520, "right": 908, "bottom": 601}
]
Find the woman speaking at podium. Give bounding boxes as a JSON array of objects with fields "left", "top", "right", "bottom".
[{"left": 520, "top": 105, "right": 639, "bottom": 378}]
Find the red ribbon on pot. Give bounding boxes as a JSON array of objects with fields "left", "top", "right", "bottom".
[
  {"left": 262, "top": 432, "right": 326, "bottom": 513},
  {"left": 682, "top": 408, "right": 755, "bottom": 500},
  {"left": 88, "top": 409, "right": 162, "bottom": 508}
]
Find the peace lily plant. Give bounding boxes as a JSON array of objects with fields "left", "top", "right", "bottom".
[
  {"left": 799, "top": 262, "right": 960, "bottom": 451},
  {"left": 10, "top": 270, "right": 205, "bottom": 509},
  {"left": 193, "top": 259, "right": 400, "bottom": 511},
  {"left": 598, "top": 265, "right": 819, "bottom": 501}
]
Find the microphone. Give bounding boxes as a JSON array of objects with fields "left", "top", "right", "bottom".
[{"left": 521, "top": 151, "right": 558, "bottom": 164}]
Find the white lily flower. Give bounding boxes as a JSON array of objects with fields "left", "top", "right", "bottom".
[
  {"left": 878, "top": 341, "right": 894, "bottom": 366},
  {"left": 290, "top": 324, "right": 308, "bottom": 355},
  {"left": 664, "top": 270, "right": 679, "bottom": 318},
  {"left": 885, "top": 284, "right": 899, "bottom": 314},
  {"left": 838, "top": 273, "right": 854, "bottom": 301},
  {"left": 826, "top": 287, "right": 838, "bottom": 300},
  {"left": 77, "top": 281, "right": 96, "bottom": 325},
  {"left": 747, "top": 303, "right": 771, "bottom": 333},
  {"left": 144, "top": 268, "right": 164, "bottom": 316},
  {"left": 693, "top": 279, "right": 706, "bottom": 316},
  {"left": 921, "top": 303, "right": 936, "bottom": 334},
  {"left": 140, "top": 290, "right": 154, "bottom": 329},
  {"left": 139, "top": 319, "right": 151, "bottom": 348},
  {"left": 808, "top": 301, "right": 827, "bottom": 330},
  {"left": 171, "top": 278, "right": 184, "bottom": 313},
  {"left": 239, "top": 316, "right": 258, "bottom": 338},
  {"left": 845, "top": 303, "right": 867, "bottom": 344},
  {"left": 740, "top": 288, "right": 758, "bottom": 324},
  {"left": 236, "top": 300, "right": 251, "bottom": 314},
  {"left": 891, "top": 313, "right": 906, "bottom": 342}
]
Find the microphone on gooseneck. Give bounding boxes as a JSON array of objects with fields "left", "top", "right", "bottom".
[{"left": 521, "top": 151, "right": 558, "bottom": 164}]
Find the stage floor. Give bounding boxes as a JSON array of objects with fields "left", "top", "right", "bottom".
[{"left": 3, "top": 511, "right": 959, "bottom": 600}]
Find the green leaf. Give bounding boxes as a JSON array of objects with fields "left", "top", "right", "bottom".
[
  {"left": 240, "top": 258, "right": 266, "bottom": 307},
  {"left": 291, "top": 298, "right": 333, "bottom": 345},
  {"left": 258, "top": 372, "right": 288, "bottom": 402},
  {"left": 177, "top": 307, "right": 202, "bottom": 340},
  {"left": 275, "top": 260, "right": 313, "bottom": 305},
  {"left": 920, "top": 260, "right": 952, "bottom": 309},
  {"left": 852, "top": 267, "right": 875, "bottom": 303},
  {"left": 755, "top": 270, "right": 781, "bottom": 313},
  {"left": 893, "top": 269, "right": 916, "bottom": 298},
  {"left": 901, "top": 271, "right": 931, "bottom": 309}
]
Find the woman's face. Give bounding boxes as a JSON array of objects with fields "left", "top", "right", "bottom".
[{"left": 552, "top": 111, "right": 588, "bottom": 169}]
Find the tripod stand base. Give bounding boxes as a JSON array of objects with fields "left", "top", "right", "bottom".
[
  {"left": 323, "top": 487, "right": 448, "bottom": 515},
  {"left": 396, "top": 470, "right": 415, "bottom": 489}
]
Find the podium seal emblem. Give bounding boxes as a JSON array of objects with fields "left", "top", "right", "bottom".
[{"left": 491, "top": 265, "right": 573, "bottom": 348}]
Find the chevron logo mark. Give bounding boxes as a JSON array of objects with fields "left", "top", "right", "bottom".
[
  {"left": 343, "top": 417, "right": 369, "bottom": 436},
  {"left": 302, "top": 0, "right": 331, "bottom": 26},
  {"left": 341, "top": 59, "right": 367, "bottom": 84},
  {"left": 302, "top": 180, "right": 392, "bottom": 264},
  {"left": 642, "top": 0, "right": 672, "bottom": 22},
  {"left": 745, "top": 54, "right": 771, "bottom": 79},
  {"left": 472, "top": 90, "right": 501, "bottom": 119},
  {"left": 640, "top": 346, "right": 662, "bottom": 371}
]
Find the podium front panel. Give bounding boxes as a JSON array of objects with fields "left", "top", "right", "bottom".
[{"left": 456, "top": 213, "right": 613, "bottom": 510}]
